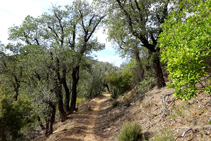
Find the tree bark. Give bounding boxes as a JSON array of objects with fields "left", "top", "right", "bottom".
[
  {"left": 104, "top": 83, "right": 110, "bottom": 92},
  {"left": 62, "top": 69, "right": 71, "bottom": 113},
  {"left": 37, "top": 115, "right": 45, "bottom": 130},
  {"left": 152, "top": 52, "right": 166, "bottom": 88},
  {"left": 69, "top": 65, "right": 79, "bottom": 114},
  {"left": 44, "top": 100, "right": 56, "bottom": 136},
  {"left": 55, "top": 84, "right": 67, "bottom": 122},
  {"left": 134, "top": 47, "right": 144, "bottom": 82}
]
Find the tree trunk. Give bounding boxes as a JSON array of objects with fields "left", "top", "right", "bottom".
[
  {"left": 103, "top": 83, "right": 110, "bottom": 92},
  {"left": 57, "top": 88, "right": 67, "bottom": 122},
  {"left": 152, "top": 52, "right": 166, "bottom": 88},
  {"left": 54, "top": 80, "right": 67, "bottom": 122},
  {"left": 134, "top": 50, "right": 144, "bottom": 82},
  {"left": 45, "top": 103, "right": 56, "bottom": 136},
  {"left": 14, "top": 86, "right": 19, "bottom": 101},
  {"left": 62, "top": 69, "right": 71, "bottom": 113},
  {"left": 37, "top": 115, "right": 45, "bottom": 130},
  {"left": 70, "top": 66, "right": 79, "bottom": 114}
]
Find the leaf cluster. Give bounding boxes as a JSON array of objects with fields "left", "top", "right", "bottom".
[{"left": 159, "top": 0, "right": 211, "bottom": 100}]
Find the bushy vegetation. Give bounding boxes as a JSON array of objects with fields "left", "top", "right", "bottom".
[
  {"left": 118, "top": 121, "right": 142, "bottom": 141},
  {"left": 159, "top": 0, "right": 211, "bottom": 100},
  {"left": 136, "top": 75, "right": 156, "bottom": 94},
  {"left": 106, "top": 61, "right": 140, "bottom": 97},
  {"left": 0, "top": 86, "right": 34, "bottom": 141},
  {"left": 106, "top": 71, "right": 132, "bottom": 95}
]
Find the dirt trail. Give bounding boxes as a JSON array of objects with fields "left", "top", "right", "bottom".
[{"left": 46, "top": 94, "right": 111, "bottom": 141}]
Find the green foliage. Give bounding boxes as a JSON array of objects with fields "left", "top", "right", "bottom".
[
  {"left": 107, "top": 61, "right": 137, "bottom": 95},
  {"left": 136, "top": 76, "right": 155, "bottom": 94},
  {"left": 76, "top": 97, "right": 86, "bottom": 107},
  {"left": 159, "top": 0, "right": 211, "bottom": 100},
  {"left": 78, "top": 61, "right": 114, "bottom": 99},
  {"left": 0, "top": 86, "right": 34, "bottom": 141},
  {"left": 118, "top": 121, "right": 142, "bottom": 141},
  {"left": 106, "top": 71, "right": 132, "bottom": 95}
]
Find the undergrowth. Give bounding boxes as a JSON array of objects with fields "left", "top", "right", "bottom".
[
  {"left": 150, "top": 128, "right": 174, "bottom": 141},
  {"left": 118, "top": 121, "right": 142, "bottom": 141}
]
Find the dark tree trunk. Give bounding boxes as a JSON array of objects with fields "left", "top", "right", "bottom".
[
  {"left": 134, "top": 49, "right": 144, "bottom": 82},
  {"left": 152, "top": 52, "right": 166, "bottom": 88},
  {"left": 44, "top": 101, "right": 56, "bottom": 136},
  {"left": 13, "top": 76, "right": 20, "bottom": 101},
  {"left": 56, "top": 84, "right": 67, "bottom": 122},
  {"left": 54, "top": 57, "right": 67, "bottom": 122},
  {"left": 62, "top": 69, "right": 71, "bottom": 113},
  {"left": 14, "top": 86, "right": 19, "bottom": 101},
  {"left": 103, "top": 83, "right": 110, "bottom": 92},
  {"left": 37, "top": 116, "right": 45, "bottom": 130},
  {"left": 69, "top": 66, "right": 79, "bottom": 114}
]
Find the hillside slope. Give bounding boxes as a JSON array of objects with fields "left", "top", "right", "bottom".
[{"left": 34, "top": 86, "right": 211, "bottom": 141}]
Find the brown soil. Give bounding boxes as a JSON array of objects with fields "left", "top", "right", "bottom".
[
  {"left": 34, "top": 85, "right": 211, "bottom": 141},
  {"left": 34, "top": 94, "right": 111, "bottom": 141}
]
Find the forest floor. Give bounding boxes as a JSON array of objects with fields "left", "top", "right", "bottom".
[{"left": 34, "top": 83, "right": 211, "bottom": 141}]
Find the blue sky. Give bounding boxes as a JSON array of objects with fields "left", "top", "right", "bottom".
[{"left": 0, "top": 0, "right": 125, "bottom": 66}]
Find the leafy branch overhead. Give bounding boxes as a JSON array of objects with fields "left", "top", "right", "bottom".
[{"left": 159, "top": 0, "right": 211, "bottom": 100}]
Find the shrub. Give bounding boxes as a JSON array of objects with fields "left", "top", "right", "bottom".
[
  {"left": 136, "top": 76, "right": 155, "bottom": 94},
  {"left": 76, "top": 97, "right": 86, "bottom": 107},
  {"left": 118, "top": 121, "right": 142, "bottom": 141},
  {"left": 0, "top": 86, "right": 34, "bottom": 141},
  {"left": 106, "top": 70, "right": 132, "bottom": 95},
  {"left": 159, "top": 0, "right": 211, "bottom": 100}
]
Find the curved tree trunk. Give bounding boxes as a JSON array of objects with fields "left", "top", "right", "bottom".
[{"left": 152, "top": 52, "right": 166, "bottom": 88}]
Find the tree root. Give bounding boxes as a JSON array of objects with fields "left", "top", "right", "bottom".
[
  {"left": 158, "top": 92, "right": 175, "bottom": 121},
  {"left": 174, "top": 125, "right": 211, "bottom": 140}
]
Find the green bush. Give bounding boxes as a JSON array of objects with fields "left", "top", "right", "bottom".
[
  {"left": 118, "top": 121, "right": 142, "bottom": 141},
  {"left": 106, "top": 69, "right": 132, "bottom": 95},
  {"left": 0, "top": 86, "right": 34, "bottom": 141},
  {"left": 136, "top": 76, "right": 155, "bottom": 94},
  {"left": 159, "top": 0, "right": 211, "bottom": 100}
]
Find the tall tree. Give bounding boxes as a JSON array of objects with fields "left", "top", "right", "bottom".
[
  {"left": 95, "top": 0, "right": 181, "bottom": 88},
  {"left": 8, "top": 0, "right": 105, "bottom": 119},
  {"left": 69, "top": 0, "right": 106, "bottom": 113}
]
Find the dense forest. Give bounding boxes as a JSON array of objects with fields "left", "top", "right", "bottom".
[{"left": 1, "top": 0, "right": 211, "bottom": 140}]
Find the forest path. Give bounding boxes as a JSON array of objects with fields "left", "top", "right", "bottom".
[{"left": 46, "top": 94, "right": 111, "bottom": 141}]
